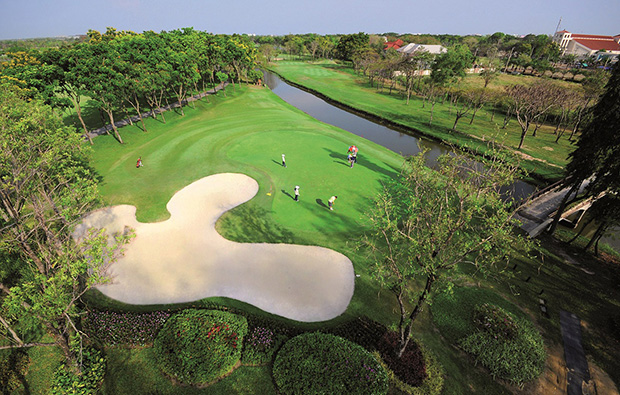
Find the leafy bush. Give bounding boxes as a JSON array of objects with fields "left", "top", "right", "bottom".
[
  {"left": 0, "top": 349, "right": 29, "bottom": 392},
  {"left": 431, "top": 286, "right": 527, "bottom": 343},
  {"left": 241, "top": 326, "right": 287, "bottom": 365},
  {"left": 82, "top": 310, "right": 171, "bottom": 346},
  {"left": 376, "top": 331, "right": 427, "bottom": 387},
  {"left": 154, "top": 309, "right": 248, "bottom": 385},
  {"left": 375, "top": 344, "right": 444, "bottom": 395},
  {"left": 472, "top": 303, "right": 519, "bottom": 340},
  {"left": 51, "top": 348, "right": 106, "bottom": 395},
  {"left": 459, "top": 305, "right": 545, "bottom": 386},
  {"left": 273, "top": 332, "right": 388, "bottom": 395}
]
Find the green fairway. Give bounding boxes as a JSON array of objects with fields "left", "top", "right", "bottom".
[
  {"left": 269, "top": 60, "right": 577, "bottom": 182},
  {"left": 72, "top": 84, "right": 619, "bottom": 394}
]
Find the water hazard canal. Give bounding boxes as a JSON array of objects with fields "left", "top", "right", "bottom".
[{"left": 263, "top": 70, "right": 537, "bottom": 202}]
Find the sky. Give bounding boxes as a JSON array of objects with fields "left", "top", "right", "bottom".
[{"left": 0, "top": 0, "right": 618, "bottom": 40}]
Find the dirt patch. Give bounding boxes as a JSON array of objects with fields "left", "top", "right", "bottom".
[
  {"left": 516, "top": 343, "right": 566, "bottom": 395},
  {"left": 543, "top": 147, "right": 555, "bottom": 151},
  {"left": 588, "top": 360, "right": 620, "bottom": 395}
]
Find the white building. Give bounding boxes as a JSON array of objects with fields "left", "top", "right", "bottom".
[
  {"left": 553, "top": 30, "right": 620, "bottom": 59},
  {"left": 397, "top": 43, "right": 447, "bottom": 56}
]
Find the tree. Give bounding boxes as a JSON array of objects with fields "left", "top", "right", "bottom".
[
  {"left": 505, "top": 81, "right": 562, "bottom": 149},
  {"left": 548, "top": 63, "right": 620, "bottom": 234},
  {"left": 361, "top": 147, "right": 530, "bottom": 357},
  {"left": 0, "top": 84, "right": 130, "bottom": 371},
  {"left": 430, "top": 44, "right": 473, "bottom": 86},
  {"left": 335, "top": 32, "right": 370, "bottom": 62}
]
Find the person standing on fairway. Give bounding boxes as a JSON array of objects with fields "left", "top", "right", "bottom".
[
  {"left": 282, "top": 154, "right": 286, "bottom": 168},
  {"left": 294, "top": 185, "right": 300, "bottom": 201},
  {"left": 328, "top": 195, "right": 337, "bottom": 211}
]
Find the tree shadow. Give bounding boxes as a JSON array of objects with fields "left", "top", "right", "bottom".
[
  {"left": 217, "top": 203, "right": 296, "bottom": 244},
  {"left": 323, "top": 147, "right": 400, "bottom": 179}
]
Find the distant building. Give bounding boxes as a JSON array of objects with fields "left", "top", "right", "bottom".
[
  {"left": 397, "top": 43, "right": 447, "bottom": 56},
  {"left": 384, "top": 39, "right": 404, "bottom": 50},
  {"left": 553, "top": 30, "right": 620, "bottom": 60}
]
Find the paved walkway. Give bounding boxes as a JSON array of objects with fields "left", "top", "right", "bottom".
[
  {"left": 86, "top": 83, "right": 228, "bottom": 140},
  {"left": 516, "top": 180, "right": 591, "bottom": 237},
  {"left": 560, "top": 310, "right": 591, "bottom": 395},
  {"left": 75, "top": 173, "right": 355, "bottom": 322}
]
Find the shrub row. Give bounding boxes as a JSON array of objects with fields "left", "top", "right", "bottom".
[
  {"left": 273, "top": 332, "right": 389, "bottom": 395},
  {"left": 153, "top": 309, "right": 248, "bottom": 385},
  {"left": 82, "top": 310, "right": 171, "bottom": 346}
]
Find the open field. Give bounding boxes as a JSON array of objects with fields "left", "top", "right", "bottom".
[{"left": 13, "top": 84, "right": 620, "bottom": 394}]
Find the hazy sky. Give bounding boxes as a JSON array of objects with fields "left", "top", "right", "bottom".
[{"left": 1, "top": 0, "right": 618, "bottom": 40}]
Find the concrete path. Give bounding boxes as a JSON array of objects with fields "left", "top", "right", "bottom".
[
  {"left": 516, "top": 180, "right": 591, "bottom": 237},
  {"left": 75, "top": 173, "right": 355, "bottom": 322},
  {"left": 560, "top": 310, "right": 591, "bottom": 395}
]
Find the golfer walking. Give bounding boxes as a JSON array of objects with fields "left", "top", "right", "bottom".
[
  {"left": 294, "top": 185, "right": 300, "bottom": 201},
  {"left": 328, "top": 195, "right": 337, "bottom": 211}
]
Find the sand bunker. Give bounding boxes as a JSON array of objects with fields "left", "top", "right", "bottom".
[{"left": 75, "top": 173, "right": 355, "bottom": 322}]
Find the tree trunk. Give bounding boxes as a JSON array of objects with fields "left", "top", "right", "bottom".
[
  {"left": 548, "top": 183, "right": 580, "bottom": 235},
  {"left": 397, "top": 274, "right": 436, "bottom": 358},
  {"left": 568, "top": 216, "right": 595, "bottom": 244},
  {"left": 105, "top": 109, "right": 123, "bottom": 144},
  {"left": 585, "top": 221, "right": 606, "bottom": 253},
  {"left": 74, "top": 99, "right": 92, "bottom": 144}
]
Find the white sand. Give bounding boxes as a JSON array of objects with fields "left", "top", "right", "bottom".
[{"left": 76, "top": 173, "right": 355, "bottom": 322}]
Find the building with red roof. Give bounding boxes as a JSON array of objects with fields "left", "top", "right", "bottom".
[
  {"left": 553, "top": 30, "right": 620, "bottom": 59},
  {"left": 384, "top": 39, "right": 404, "bottom": 50}
]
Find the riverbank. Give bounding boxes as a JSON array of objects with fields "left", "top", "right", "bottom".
[{"left": 268, "top": 60, "right": 575, "bottom": 184}]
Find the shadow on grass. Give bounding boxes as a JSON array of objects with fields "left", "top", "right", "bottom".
[
  {"left": 323, "top": 147, "right": 400, "bottom": 179},
  {"left": 217, "top": 203, "right": 296, "bottom": 244}
]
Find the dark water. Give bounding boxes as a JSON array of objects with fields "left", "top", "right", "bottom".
[{"left": 264, "top": 71, "right": 537, "bottom": 202}]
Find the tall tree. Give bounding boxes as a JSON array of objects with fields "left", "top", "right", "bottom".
[
  {"left": 506, "top": 81, "right": 562, "bottom": 149},
  {"left": 361, "top": 148, "right": 530, "bottom": 357},
  {"left": 0, "top": 84, "right": 129, "bottom": 371},
  {"left": 548, "top": 63, "right": 620, "bottom": 234},
  {"left": 430, "top": 44, "right": 473, "bottom": 86},
  {"left": 335, "top": 32, "right": 370, "bottom": 62}
]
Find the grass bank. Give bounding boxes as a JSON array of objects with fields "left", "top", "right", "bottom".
[{"left": 269, "top": 60, "right": 577, "bottom": 183}]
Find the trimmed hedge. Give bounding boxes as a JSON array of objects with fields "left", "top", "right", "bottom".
[
  {"left": 153, "top": 309, "right": 248, "bottom": 385},
  {"left": 459, "top": 305, "right": 545, "bottom": 386},
  {"left": 82, "top": 310, "right": 171, "bottom": 346},
  {"left": 273, "top": 332, "right": 388, "bottom": 395}
]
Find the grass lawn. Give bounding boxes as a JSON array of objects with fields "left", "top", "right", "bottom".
[
  {"left": 269, "top": 60, "right": 578, "bottom": 182},
  {"left": 16, "top": 83, "right": 620, "bottom": 394}
]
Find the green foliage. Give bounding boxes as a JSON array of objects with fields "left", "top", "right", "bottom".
[
  {"left": 154, "top": 309, "right": 248, "bottom": 385},
  {"left": 272, "top": 332, "right": 388, "bottom": 395},
  {"left": 374, "top": 344, "right": 444, "bottom": 395},
  {"left": 472, "top": 303, "right": 519, "bottom": 340},
  {"left": 50, "top": 348, "right": 106, "bottom": 395},
  {"left": 241, "top": 326, "right": 287, "bottom": 365},
  {"left": 0, "top": 349, "right": 30, "bottom": 392},
  {"left": 335, "top": 32, "right": 370, "bottom": 61},
  {"left": 431, "top": 286, "right": 527, "bottom": 343},
  {"left": 431, "top": 44, "right": 474, "bottom": 85},
  {"left": 459, "top": 310, "right": 545, "bottom": 386}
]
